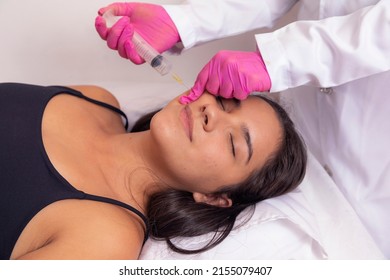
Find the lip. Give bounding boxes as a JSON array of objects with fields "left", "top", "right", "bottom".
[{"left": 180, "top": 105, "right": 193, "bottom": 141}]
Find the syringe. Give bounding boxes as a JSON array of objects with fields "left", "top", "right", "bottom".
[
  {"left": 131, "top": 31, "right": 172, "bottom": 76},
  {"left": 103, "top": 10, "right": 188, "bottom": 87}
]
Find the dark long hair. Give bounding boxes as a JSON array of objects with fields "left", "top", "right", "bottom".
[{"left": 131, "top": 95, "right": 307, "bottom": 254}]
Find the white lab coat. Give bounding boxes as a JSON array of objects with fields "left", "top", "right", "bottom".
[{"left": 164, "top": 0, "right": 390, "bottom": 257}]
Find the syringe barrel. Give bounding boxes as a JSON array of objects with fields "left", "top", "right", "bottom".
[{"left": 131, "top": 32, "right": 172, "bottom": 76}]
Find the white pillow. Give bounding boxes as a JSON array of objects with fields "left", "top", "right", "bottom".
[{"left": 139, "top": 151, "right": 384, "bottom": 259}]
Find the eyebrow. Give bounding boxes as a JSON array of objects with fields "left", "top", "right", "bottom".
[{"left": 241, "top": 124, "right": 253, "bottom": 164}]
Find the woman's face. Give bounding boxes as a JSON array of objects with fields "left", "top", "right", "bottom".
[{"left": 148, "top": 92, "right": 282, "bottom": 194}]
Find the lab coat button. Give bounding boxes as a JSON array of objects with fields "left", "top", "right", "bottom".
[{"left": 319, "top": 87, "right": 333, "bottom": 94}]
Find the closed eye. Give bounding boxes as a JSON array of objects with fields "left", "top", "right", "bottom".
[
  {"left": 217, "top": 96, "right": 237, "bottom": 158},
  {"left": 230, "top": 133, "right": 236, "bottom": 157}
]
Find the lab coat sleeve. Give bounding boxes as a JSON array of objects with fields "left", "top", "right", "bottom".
[
  {"left": 257, "top": 0, "right": 390, "bottom": 92},
  {"left": 163, "top": 0, "right": 297, "bottom": 49}
]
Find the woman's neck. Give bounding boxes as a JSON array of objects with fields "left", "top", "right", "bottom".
[{"left": 97, "top": 131, "right": 166, "bottom": 214}]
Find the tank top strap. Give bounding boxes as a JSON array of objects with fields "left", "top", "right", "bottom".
[
  {"left": 83, "top": 193, "right": 149, "bottom": 244},
  {"left": 51, "top": 86, "right": 129, "bottom": 131}
]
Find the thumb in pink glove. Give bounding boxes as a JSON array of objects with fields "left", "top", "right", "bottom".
[
  {"left": 180, "top": 50, "right": 271, "bottom": 104},
  {"left": 95, "top": 2, "right": 180, "bottom": 64}
]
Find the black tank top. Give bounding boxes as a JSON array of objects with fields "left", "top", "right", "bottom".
[{"left": 0, "top": 83, "right": 149, "bottom": 259}]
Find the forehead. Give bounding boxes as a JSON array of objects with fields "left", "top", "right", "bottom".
[
  {"left": 241, "top": 96, "right": 282, "bottom": 168},
  {"left": 242, "top": 96, "right": 278, "bottom": 119}
]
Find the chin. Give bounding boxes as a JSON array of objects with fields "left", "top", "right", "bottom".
[{"left": 150, "top": 113, "right": 181, "bottom": 150}]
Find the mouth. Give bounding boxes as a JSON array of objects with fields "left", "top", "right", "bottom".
[{"left": 180, "top": 105, "right": 193, "bottom": 141}]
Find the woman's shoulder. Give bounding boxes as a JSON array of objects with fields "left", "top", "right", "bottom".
[
  {"left": 66, "top": 199, "right": 145, "bottom": 259},
  {"left": 68, "top": 85, "right": 121, "bottom": 109},
  {"left": 16, "top": 199, "right": 145, "bottom": 259}
]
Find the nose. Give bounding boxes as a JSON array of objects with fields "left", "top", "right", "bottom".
[{"left": 201, "top": 103, "right": 229, "bottom": 132}]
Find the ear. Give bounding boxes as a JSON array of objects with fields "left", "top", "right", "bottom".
[{"left": 193, "top": 192, "right": 232, "bottom": 208}]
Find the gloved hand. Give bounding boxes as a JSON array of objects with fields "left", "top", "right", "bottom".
[
  {"left": 180, "top": 50, "right": 271, "bottom": 104},
  {"left": 95, "top": 2, "right": 180, "bottom": 64}
]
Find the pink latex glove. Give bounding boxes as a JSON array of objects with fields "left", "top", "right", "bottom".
[
  {"left": 95, "top": 2, "right": 180, "bottom": 64},
  {"left": 180, "top": 50, "right": 271, "bottom": 104}
]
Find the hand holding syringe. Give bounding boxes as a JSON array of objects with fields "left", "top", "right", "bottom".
[{"left": 103, "top": 10, "right": 189, "bottom": 88}]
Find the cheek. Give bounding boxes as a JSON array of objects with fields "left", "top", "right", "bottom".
[
  {"left": 150, "top": 110, "right": 181, "bottom": 146},
  {"left": 179, "top": 149, "right": 221, "bottom": 176},
  {"left": 187, "top": 149, "right": 235, "bottom": 183},
  {"left": 167, "top": 148, "right": 248, "bottom": 192},
  {"left": 171, "top": 149, "right": 227, "bottom": 188},
  {"left": 203, "top": 152, "right": 226, "bottom": 170},
  {"left": 195, "top": 146, "right": 253, "bottom": 184},
  {"left": 193, "top": 143, "right": 224, "bottom": 165}
]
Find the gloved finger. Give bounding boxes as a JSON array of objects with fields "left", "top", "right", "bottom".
[
  {"left": 233, "top": 86, "right": 249, "bottom": 100},
  {"left": 99, "top": 3, "right": 135, "bottom": 17},
  {"left": 106, "top": 17, "right": 130, "bottom": 50},
  {"left": 203, "top": 62, "right": 221, "bottom": 96},
  {"left": 256, "top": 71, "right": 272, "bottom": 92},
  {"left": 187, "top": 65, "right": 211, "bottom": 101},
  {"left": 121, "top": 25, "right": 145, "bottom": 64},
  {"left": 98, "top": 6, "right": 109, "bottom": 16},
  {"left": 205, "top": 79, "right": 220, "bottom": 96},
  {"left": 219, "top": 79, "right": 234, "bottom": 99},
  {"left": 231, "top": 69, "right": 249, "bottom": 100},
  {"left": 95, "top": 16, "right": 108, "bottom": 40},
  {"left": 235, "top": 69, "right": 266, "bottom": 99},
  {"left": 179, "top": 88, "right": 201, "bottom": 104},
  {"left": 217, "top": 64, "right": 235, "bottom": 99},
  {"left": 179, "top": 77, "right": 207, "bottom": 104},
  {"left": 123, "top": 40, "right": 145, "bottom": 64},
  {"left": 118, "top": 24, "right": 133, "bottom": 59}
]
